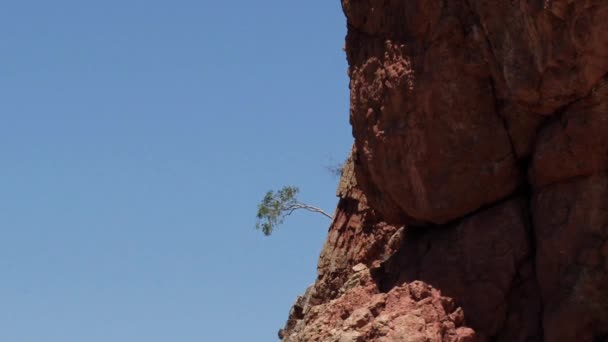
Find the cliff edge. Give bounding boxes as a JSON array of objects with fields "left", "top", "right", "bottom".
[{"left": 281, "top": 1, "right": 608, "bottom": 341}]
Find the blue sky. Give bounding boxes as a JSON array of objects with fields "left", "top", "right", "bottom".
[{"left": 0, "top": 1, "right": 351, "bottom": 341}]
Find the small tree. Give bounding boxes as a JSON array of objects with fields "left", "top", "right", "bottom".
[{"left": 255, "top": 186, "right": 332, "bottom": 236}]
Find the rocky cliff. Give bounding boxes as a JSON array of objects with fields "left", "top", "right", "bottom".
[{"left": 281, "top": 1, "right": 608, "bottom": 341}]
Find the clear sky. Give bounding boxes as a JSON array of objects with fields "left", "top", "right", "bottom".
[{"left": 0, "top": 1, "right": 352, "bottom": 341}]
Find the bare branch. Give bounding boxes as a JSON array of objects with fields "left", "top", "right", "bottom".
[
  {"left": 294, "top": 202, "right": 333, "bottom": 219},
  {"left": 282, "top": 203, "right": 332, "bottom": 219}
]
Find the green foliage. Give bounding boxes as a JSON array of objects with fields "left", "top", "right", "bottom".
[{"left": 255, "top": 186, "right": 300, "bottom": 236}]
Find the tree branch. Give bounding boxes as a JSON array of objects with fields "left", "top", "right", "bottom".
[{"left": 283, "top": 202, "right": 333, "bottom": 219}]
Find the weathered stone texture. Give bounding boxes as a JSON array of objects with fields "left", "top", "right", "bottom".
[
  {"left": 281, "top": 1, "right": 608, "bottom": 341},
  {"left": 533, "top": 175, "right": 608, "bottom": 341}
]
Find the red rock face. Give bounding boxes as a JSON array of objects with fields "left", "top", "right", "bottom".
[
  {"left": 282, "top": 268, "right": 476, "bottom": 342},
  {"left": 530, "top": 80, "right": 608, "bottom": 187},
  {"left": 376, "top": 198, "right": 541, "bottom": 341},
  {"left": 281, "top": 1, "right": 608, "bottom": 341},
  {"left": 347, "top": 1, "right": 521, "bottom": 225},
  {"left": 469, "top": 0, "right": 608, "bottom": 113},
  {"left": 533, "top": 176, "right": 608, "bottom": 341}
]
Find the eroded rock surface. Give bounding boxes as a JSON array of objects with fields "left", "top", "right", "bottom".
[
  {"left": 377, "top": 198, "right": 541, "bottom": 341},
  {"left": 281, "top": 266, "right": 476, "bottom": 342},
  {"left": 281, "top": 1, "right": 608, "bottom": 341},
  {"left": 533, "top": 176, "right": 608, "bottom": 341}
]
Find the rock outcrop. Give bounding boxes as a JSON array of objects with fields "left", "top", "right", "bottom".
[{"left": 281, "top": 1, "right": 608, "bottom": 341}]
